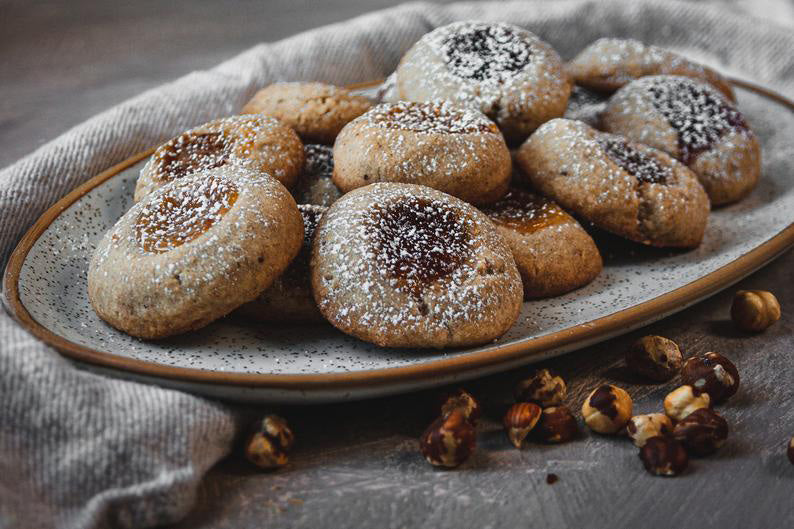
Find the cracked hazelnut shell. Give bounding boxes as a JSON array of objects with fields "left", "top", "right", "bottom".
[
  {"left": 581, "top": 384, "right": 633, "bottom": 434},
  {"left": 420, "top": 409, "right": 476, "bottom": 468},
  {"left": 627, "top": 413, "right": 674, "bottom": 448},
  {"left": 681, "top": 352, "right": 739, "bottom": 404},
  {"left": 625, "top": 335, "right": 683, "bottom": 381},
  {"left": 673, "top": 408, "right": 729, "bottom": 456},
  {"left": 532, "top": 405, "right": 579, "bottom": 443},
  {"left": 245, "top": 415, "right": 295, "bottom": 470},
  {"left": 639, "top": 435, "right": 688, "bottom": 476},
  {"left": 439, "top": 388, "right": 480, "bottom": 425},
  {"left": 731, "top": 290, "right": 781, "bottom": 332},
  {"left": 503, "top": 402, "right": 542, "bottom": 448},
  {"left": 514, "top": 369, "right": 567, "bottom": 407}
]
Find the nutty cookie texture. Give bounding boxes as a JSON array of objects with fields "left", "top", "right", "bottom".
[
  {"left": 479, "top": 187, "right": 602, "bottom": 298},
  {"left": 515, "top": 118, "right": 710, "bottom": 248},
  {"left": 311, "top": 183, "right": 523, "bottom": 348},
  {"left": 135, "top": 115, "right": 304, "bottom": 202},
  {"left": 567, "top": 38, "right": 735, "bottom": 101},
  {"left": 242, "top": 82, "right": 372, "bottom": 144},
  {"left": 333, "top": 101, "right": 511, "bottom": 205},
  {"left": 602, "top": 75, "right": 760, "bottom": 205},
  {"left": 89, "top": 166, "right": 304, "bottom": 339},
  {"left": 235, "top": 205, "right": 327, "bottom": 324},
  {"left": 396, "top": 21, "right": 571, "bottom": 145}
]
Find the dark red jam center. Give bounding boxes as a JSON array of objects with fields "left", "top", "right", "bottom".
[
  {"left": 373, "top": 197, "right": 470, "bottom": 297},
  {"left": 599, "top": 135, "right": 672, "bottom": 185},
  {"left": 441, "top": 24, "right": 533, "bottom": 81},
  {"left": 647, "top": 78, "right": 747, "bottom": 165}
]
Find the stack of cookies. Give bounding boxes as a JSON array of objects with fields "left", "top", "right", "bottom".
[{"left": 88, "top": 22, "right": 761, "bottom": 349}]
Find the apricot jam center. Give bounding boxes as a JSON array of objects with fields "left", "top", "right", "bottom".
[
  {"left": 482, "top": 188, "right": 568, "bottom": 234},
  {"left": 135, "top": 175, "right": 238, "bottom": 253},
  {"left": 373, "top": 197, "right": 470, "bottom": 296},
  {"left": 156, "top": 131, "right": 230, "bottom": 182}
]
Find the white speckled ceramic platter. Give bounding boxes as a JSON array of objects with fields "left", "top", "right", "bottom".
[{"left": 4, "top": 80, "right": 794, "bottom": 403}]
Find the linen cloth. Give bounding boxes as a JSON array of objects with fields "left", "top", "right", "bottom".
[{"left": 2, "top": 1, "right": 794, "bottom": 527}]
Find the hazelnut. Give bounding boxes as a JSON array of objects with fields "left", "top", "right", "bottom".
[
  {"left": 626, "top": 413, "right": 674, "bottom": 448},
  {"left": 532, "top": 405, "right": 579, "bottom": 443},
  {"left": 672, "top": 408, "right": 729, "bottom": 456},
  {"left": 639, "top": 435, "right": 689, "bottom": 476},
  {"left": 731, "top": 290, "right": 781, "bottom": 332},
  {"left": 681, "top": 352, "right": 740, "bottom": 404},
  {"left": 664, "top": 385, "right": 711, "bottom": 421},
  {"left": 625, "top": 335, "right": 683, "bottom": 381},
  {"left": 514, "top": 369, "right": 567, "bottom": 407},
  {"left": 788, "top": 436, "right": 794, "bottom": 465},
  {"left": 245, "top": 415, "right": 295, "bottom": 470},
  {"left": 419, "top": 409, "right": 475, "bottom": 468},
  {"left": 503, "top": 402, "right": 542, "bottom": 449},
  {"left": 439, "top": 388, "right": 480, "bottom": 425},
  {"left": 581, "top": 384, "right": 633, "bottom": 434}
]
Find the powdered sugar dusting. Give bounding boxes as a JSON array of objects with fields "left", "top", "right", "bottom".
[
  {"left": 480, "top": 188, "right": 569, "bottom": 232},
  {"left": 367, "top": 101, "right": 498, "bottom": 135},
  {"left": 439, "top": 22, "right": 533, "bottom": 81},
  {"left": 598, "top": 135, "right": 672, "bottom": 184}
]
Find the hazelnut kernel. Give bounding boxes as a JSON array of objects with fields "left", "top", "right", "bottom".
[
  {"left": 664, "top": 385, "right": 711, "bottom": 421},
  {"left": 581, "top": 384, "right": 633, "bottom": 434},
  {"left": 419, "top": 409, "right": 476, "bottom": 468},
  {"left": 245, "top": 415, "right": 294, "bottom": 470},
  {"left": 532, "top": 405, "right": 579, "bottom": 443},
  {"left": 639, "top": 435, "right": 688, "bottom": 477},
  {"left": 731, "top": 290, "right": 781, "bottom": 332},
  {"left": 626, "top": 413, "right": 674, "bottom": 448},
  {"left": 681, "top": 352, "right": 739, "bottom": 404},
  {"left": 625, "top": 335, "right": 683, "bottom": 381},
  {"left": 503, "top": 402, "right": 542, "bottom": 449},
  {"left": 439, "top": 388, "right": 480, "bottom": 425},
  {"left": 788, "top": 436, "right": 794, "bottom": 466},
  {"left": 514, "top": 369, "right": 567, "bottom": 407},
  {"left": 673, "top": 408, "right": 729, "bottom": 456}
]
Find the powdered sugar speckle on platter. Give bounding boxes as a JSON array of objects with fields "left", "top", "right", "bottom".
[{"left": 11, "top": 82, "right": 794, "bottom": 403}]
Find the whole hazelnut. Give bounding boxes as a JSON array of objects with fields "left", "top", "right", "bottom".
[
  {"left": 625, "top": 335, "right": 683, "bottom": 381},
  {"left": 514, "top": 369, "right": 567, "bottom": 407},
  {"left": 672, "top": 408, "right": 729, "bottom": 456},
  {"left": 503, "top": 402, "right": 542, "bottom": 449},
  {"left": 439, "top": 388, "right": 480, "bottom": 425},
  {"left": 664, "top": 385, "right": 711, "bottom": 421},
  {"left": 245, "top": 415, "right": 295, "bottom": 470},
  {"left": 419, "top": 409, "right": 476, "bottom": 468},
  {"left": 788, "top": 436, "right": 794, "bottom": 465},
  {"left": 581, "top": 384, "right": 633, "bottom": 434},
  {"left": 681, "top": 352, "right": 739, "bottom": 404},
  {"left": 626, "top": 413, "right": 674, "bottom": 448},
  {"left": 731, "top": 290, "right": 781, "bottom": 332},
  {"left": 532, "top": 405, "right": 579, "bottom": 443},
  {"left": 639, "top": 435, "right": 689, "bottom": 476}
]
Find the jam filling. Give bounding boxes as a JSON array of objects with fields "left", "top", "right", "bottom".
[
  {"left": 647, "top": 77, "right": 747, "bottom": 165},
  {"left": 155, "top": 131, "right": 231, "bottom": 182},
  {"left": 135, "top": 175, "right": 238, "bottom": 253},
  {"left": 373, "top": 197, "right": 470, "bottom": 297},
  {"left": 441, "top": 23, "right": 533, "bottom": 81},
  {"left": 598, "top": 135, "right": 672, "bottom": 185},
  {"left": 481, "top": 188, "right": 568, "bottom": 234},
  {"left": 368, "top": 101, "right": 498, "bottom": 134}
]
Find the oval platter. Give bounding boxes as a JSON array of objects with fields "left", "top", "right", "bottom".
[{"left": 3, "top": 79, "right": 794, "bottom": 403}]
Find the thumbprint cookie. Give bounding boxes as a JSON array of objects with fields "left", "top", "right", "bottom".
[
  {"left": 311, "top": 183, "right": 523, "bottom": 348},
  {"left": 292, "top": 144, "right": 343, "bottom": 207},
  {"left": 135, "top": 115, "right": 304, "bottom": 202},
  {"left": 515, "top": 118, "right": 710, "bottom": 248},
  {"left": 242, "top": 82, "right": 372, "bottom": 144},
  {"left": 601, "top": 75, "right": 760, "bottom": 205},
  {"left": 395, "top": 21, "right": 571, "bottom": 145},
  {"left": 333, "top": 101, "right": 511, "bottom": 205},
  {"left": 89, "top": 166, "right": 304, "bottom": 339},
  {"left": 235, "top": 204, "right": 326, "bottom": 323},
  {"left": 480, "top": 188, "right": 602, "bottom": 299},
  {"left": 568, "top": 38, "right": 735, "bottom": 101}
]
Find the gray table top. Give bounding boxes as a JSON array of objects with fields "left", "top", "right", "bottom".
[{"left": 3, "top": 1, "right": 793, "bottom": 528}]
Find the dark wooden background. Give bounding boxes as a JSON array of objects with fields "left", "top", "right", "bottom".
[{"left": 2, "top": 1, "right": 793, "bottom": 527}]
